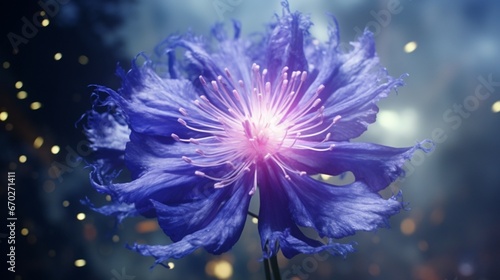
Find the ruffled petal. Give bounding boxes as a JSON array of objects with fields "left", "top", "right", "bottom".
[
  {"left": 265, "top": 9, "right": 311, "bottom": 84},
  {"left": 129, "top": 181, "right": 251, "bottom": 267},
  {"left": 286, "top": 140, "right": 431, "bottom": 192},
  {"left": 155, "top": 26, "right": 253, "bottom": 96},
  {"left": 84, "top": 107, "right": 130, "bottom": 152},
  {"left": 302, "top": 20, "right": 405, "bottom": 141},
  {"left": 81, "top": 99, "right": 130, "bottom": 191},
  {"left": 95, "top": 129, "right": 231, "bottom": 217},
  {"left": 124, "top": 132, "right": 197, "bottom": 179},
  {"left": 152, "top": 182, "right": 233, "bottom": 242},
  {"left": 106, "top": 170, "right": 200, "bottom": 214},
  {"left": 283, "top": 173, "right": 402, "bottom": 239},
  {"left": 81, "top": 197, "right": 137, "bottom": 223},
  {"left": 257, "top": 164, "right": 355, "bottom": 259},
  {"left": 105, "top": 56, "right": 203, "bottom": 137}
]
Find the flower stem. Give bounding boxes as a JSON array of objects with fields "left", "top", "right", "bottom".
[
  {"left": 264, "top": 257, "right": 272, "bottom": 280},
  {"left": 270, "top": 254, "right": 282, "bottom": 280},
  {"left": 248, "top": 211, "right": 281, "bottom": 280}
]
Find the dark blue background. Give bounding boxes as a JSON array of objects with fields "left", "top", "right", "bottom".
[{"left": 1, "top": 0, "right": 500, "bottom": 279}]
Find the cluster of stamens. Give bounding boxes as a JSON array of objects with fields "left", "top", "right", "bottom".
[{"left": 171, "top": 63, "right": 341, "bottom": 194}]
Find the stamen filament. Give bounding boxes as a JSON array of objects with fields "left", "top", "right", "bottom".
[{"left": 174, "top": 63, "right": 338, "bottom": 194}]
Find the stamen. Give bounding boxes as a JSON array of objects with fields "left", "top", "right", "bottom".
[
  {"left": 175, "top": 64, "right": 339, "bottom": 195},
  {"left": 189, "top": 138, "right": 200, "bottom": 145},
  {"left": 171, "top": 133, "right": 181, "bottom": 141},
  {"left": 224, "top": 68, "right": 232, "bottom": 79},
  {"left": 179, "top": 108, "right": 188, "bottom": 116},
  {"left": 199, "top": 75, "right": 207, "bottom": 86},
  {"left": 249, "top": 168, "right": 258, "bottom": 195}
]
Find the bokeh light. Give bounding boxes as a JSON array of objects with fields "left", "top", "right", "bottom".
[
  {"left": 3, "top": 1, "right": 500, "bottom": 279},
  {"left": 54, "top": 53, "right": 62, "bottom": 61},
  {"left": 30, "top": 102, "right": 42, "bottom": 110},
  {"left": 0, "top": 111, "right": 8, "bottom": 121},
  {"left": 17, "top": 91, "right": 28, "bottom": 99},
  {"left": 76, "top": 213, "right": 86, "bottom": 221},
  {"left": 404, "top": 41, "right": 418, "bottom": 53},
  {"left": 33, "top": 136, "right": 44, "bottom": 149},
  {"left": 74, "top": 259, "right": 86, "bottom": 267},
  {"left": 50, "top": 145, "right": 60, "bottom": 154}
]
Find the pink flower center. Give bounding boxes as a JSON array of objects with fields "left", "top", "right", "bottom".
[{"left": 172, "top": 63, "right": 340, "bottom": 194}]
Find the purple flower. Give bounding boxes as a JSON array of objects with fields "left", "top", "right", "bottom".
[{"left": 83, "top": 4, "right": 430, "bottom": 267}]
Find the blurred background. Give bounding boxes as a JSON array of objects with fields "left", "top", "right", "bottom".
[{"left": 1, "top": 0, "right": 500, "bottom": 279}]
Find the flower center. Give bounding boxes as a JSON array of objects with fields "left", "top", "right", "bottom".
[{"left": 172, "top": 63, "right": 340, "bottom": 194}]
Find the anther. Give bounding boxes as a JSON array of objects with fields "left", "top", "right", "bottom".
[
  {"left": 177, "top": 118, "right": 187, "bottom": 126},
  {"left": 199, "top": 75, "right": 207, "bottom": 86},
  {"left": 318, "top": 106, "right": 325, "bottom": 114},
  {"left": 195, "top": 171, "right": 205, "bottom": 176},
  {"left": 224, "top": 68, "right": 232, "bottom": 79},
  {"left": 195, "top": 149, "right": 205, "bottom": 155},
  {"left": 214, "top": 182, "right": 226, "bottom": 188},
  {"left": 265, "top": 82, "right": 271, "bottom": 95},
  {"left": 171, "top": 133, "right": 181, "bottom": 141},
  {"left": 211, "top": 80, "right": 219, "bottom": 91},
  {"left": 182, "top": 156, "right": 192, "bottom": 163},
  {"left": 316, "top": 84, "right": 325, "bottom": 95},
  {"left": 312, "top": 98, "right": 322, "bottom": 108},
  {"left": 189, "top": 138, "right": 200, "bottom": 145},
  {"left": 232, "top": 89, "right": 240, "bottom": 101},
  {"left": 200, "top": 95, "right": 210, "bottom": 103},
  {"left": 301, "top": 71, "right": 307, "bottom": 82},
  {"left": 179, "top": 108, "right": 188, "bottom": 116}
]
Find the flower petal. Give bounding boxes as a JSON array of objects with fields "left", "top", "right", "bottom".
[
  {"left": 286, "top": 141, "right": 430, "bottom": 192},
  {"left": 151, "top": 184, "right": 231, "bottom": 242},
  {"left": 82, "top": 104, "right": 130, "bottom": 191},
  {"left": 81, "top": 197, "right": 137, "bottom": 223},
  {"left": 155, "top": 25, "right": 253, "bottom": 94},
  {"left": 84, "top": 106, "right": 130, "bottom": 152},
  {"left": 265, "top": 10, "right": 311, "bottom": 83},
  {"left": 124, "top": 132, "right": 196, "bottom": 178},
  {"left": 129, "top": 182, "right": 251, "bottom": 267},
  {"left": 106, "top": 56, "right": 203, "bottom": 137},
  {"left": 283, "top": 173, "right": 402, "bottom": 239},
  {"left": 257, "top": 164, "right": 355, "bottom": 259},
  {"left": 303, "top": 21, "right": 405, "bottom": 141}
]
